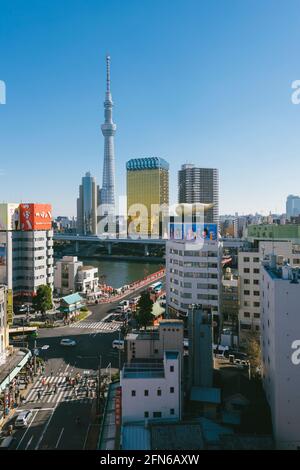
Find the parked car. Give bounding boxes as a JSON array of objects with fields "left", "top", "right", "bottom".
[
  {"left": 112, "top": 339, "right": 124, "bottom": 350},
  {"left": 60, "top": 338, "right": 76, "bottom": 347},
  {"left": 15, "top": 410, "right": 32, "bottom": 429},
  {"left": 0, "top": 436, "right": 15, "bottom": 449}
]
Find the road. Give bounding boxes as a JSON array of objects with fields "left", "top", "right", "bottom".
[
  {"left": 4, "top": 295, "right": 129, "bottom": 450},
  {"left": 4, "top": 280, "right": 165, "bottom": 450}
]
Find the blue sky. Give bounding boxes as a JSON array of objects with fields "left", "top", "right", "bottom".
[{"left": 1, "top": 0, "right": 300, "bottom": 217}]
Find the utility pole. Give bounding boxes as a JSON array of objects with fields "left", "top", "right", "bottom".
[
  {"left": 22, "top": 318, "right": 25, "bottom": 348},
  {"left": 118, "top": 328, "right": 121, "bottom": 372},
  {"left": 98, "top": 354, "right": 102, "bottom": 413},
  {"left": 34, "top": 339, "right": 37, "bottom": 375}
]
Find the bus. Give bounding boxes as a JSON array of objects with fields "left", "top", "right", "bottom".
[{"left": 148, "top": 281, "right": 163, "bottom": 294}]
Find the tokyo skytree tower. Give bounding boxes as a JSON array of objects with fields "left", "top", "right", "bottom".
[{"left": 100, "top": 55, "right": 116, "bottom": 214}]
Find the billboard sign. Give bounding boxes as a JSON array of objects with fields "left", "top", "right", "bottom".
[
  {"left": 0, "top": 203, "right": 20, "bottom": 230},
  {"left": 169, "top": 223, "right": 218, "bottom": 242},
  {"left": 7, "top": 288, "right": 13, "bottom": 324},
  {"left": 20, "top": 203, "right": 52, "bottom": 231},
  {"left": 0, "top": 232, "right": 7, "bottom": 285}
]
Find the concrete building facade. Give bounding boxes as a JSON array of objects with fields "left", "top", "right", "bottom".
[
  {"left": 178, "top": 164, "right": 219, "bottom": 225},
  {"left": 121, "top": 351, "right": 181, "bottom": 424},
  {"left": 261, "top": 257, "right": 300, "bottom": 449},
  {"left": 166, "top": 239, "right": 222, "bottom": 324},
  {"left": 54, "top": 256, "right": 98, "bottom": 296}
]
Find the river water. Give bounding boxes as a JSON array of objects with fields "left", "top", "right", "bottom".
[{"left": 79, "top": 258, "right": 163, "bottom": 288}]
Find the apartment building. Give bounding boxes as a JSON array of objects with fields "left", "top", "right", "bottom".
[
  {"left": 261, "top": 257, "right": 300, "bottom": 449},
  {"left": 238, "top": 240, "right": 300, "bottom": 344},
  {"left": 0, "top": 286, "right": 9, "bottom": 365}
]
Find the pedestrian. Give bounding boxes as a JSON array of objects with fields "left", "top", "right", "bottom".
[{"left": 37, "top": 390, "right": 41, "bottom": 400}]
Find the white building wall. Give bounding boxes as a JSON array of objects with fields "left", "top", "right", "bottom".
[
  {"left": 238, "top": 241, "right": 300, "bottom": 343},
  {"left": 166, "top": 239, "right": 222, "bottom": 318},
  {"left": 261, "top": 264, "right": 300, "bottom": 449},
  {"left": 121, "top": 354, "right": 181, "bottom": 424}
]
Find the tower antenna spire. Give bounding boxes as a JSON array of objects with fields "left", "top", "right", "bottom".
[{"left": 106, "top": 54, "right": 111, "bottom": 93}]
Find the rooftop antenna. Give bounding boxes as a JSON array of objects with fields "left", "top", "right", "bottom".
[{"left": 106, "top": 54, "right": 111, "bottom": 93}]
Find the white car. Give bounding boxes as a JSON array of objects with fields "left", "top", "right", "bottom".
[
  {"left": 112, "top": 339, "right": 124, "bottom": 350},
  {"left": 60, "top": 338, "right": 76, "bottom": 347},
  {"left": 15, "top": 410, "right": 32, "bottom": 429}
]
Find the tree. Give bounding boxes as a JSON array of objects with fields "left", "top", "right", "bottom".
[
  {"left": 135, "top": 291, "right": 154, "bottom": 329},
  {"left": 32, "top": 285, "right": 53, "bottom": 314},
  {"left": 245, "top": 331, "right": 261, "bottom": 377}
]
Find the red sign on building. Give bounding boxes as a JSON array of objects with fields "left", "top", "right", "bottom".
[{"left": 19, "top": 203, "right": 52, "bottom": 231}]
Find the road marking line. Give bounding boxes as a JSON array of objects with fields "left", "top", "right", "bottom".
[
  {"left": 25, "top": 435, "right": 34, "bottom": 450},
  {"left": 35, "top": 407, "right": 56, "bottom": 450},
  {"left": 17, "top": 407, "right": 55, "bottom": 412},
  {"left": 16, "top": 410, "right": 39, "bottom": 450},
  {"left": 55, "top": 427, "right": 64, "bottom": 449},
  {"left": 83, "top": 424, "right": 91, "bottom": 450}
]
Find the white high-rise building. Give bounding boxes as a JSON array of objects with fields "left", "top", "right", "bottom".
[
  {"left": 261, "top": 257, "right": 300, "bottom": 449},
  {"left": 166, "top": 238, "right": 222, "bottom": 322}
]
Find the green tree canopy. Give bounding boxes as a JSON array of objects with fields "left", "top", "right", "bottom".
[
  {"left": 136, "top": 291, "right": 154, "bottom": 330},
  {"left": 32, "top": 285, "right": 53, "bottom": 314}
]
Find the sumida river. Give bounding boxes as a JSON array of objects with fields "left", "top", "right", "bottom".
[{"left": 79, "top": 258, "right": 164, "bottom": 288}]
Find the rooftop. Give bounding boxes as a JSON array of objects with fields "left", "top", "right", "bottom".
[
  {"left": 122, "top": 361, "right": 165, "bottom": 379},
  {"left": 61, "top": 292, "right": 83, "bottom": 305},
  {"left": 190, "top": 386, "right": 221, "bottom": 404},
  {"left": 122, "top": 424, "right": 151, "bottom": 450},
  {"left": 126, "top": 157, "right": 169, "bottom": 171},
  {"left": 151, "top": 423, "right": 204, "bottom": 450}
]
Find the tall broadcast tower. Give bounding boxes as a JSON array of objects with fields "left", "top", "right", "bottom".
[{"left": 100, "top": 55, "right": 116, "bottom": 215}]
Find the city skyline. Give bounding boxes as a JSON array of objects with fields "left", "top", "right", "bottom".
[{"left": 1, "top": 1, "right": 300, "bottom": 217}]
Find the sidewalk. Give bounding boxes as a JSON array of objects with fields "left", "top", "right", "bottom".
[{"left": 95, "top": 269, "right": 166, "bottom": 305}]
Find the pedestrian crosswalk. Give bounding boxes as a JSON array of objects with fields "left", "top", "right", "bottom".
[
  {"left": 25, "top": 373, "right": 97, "bottom": 404},
  {"left": 71, "top": 321, "right": 122, "bottom": 332}
]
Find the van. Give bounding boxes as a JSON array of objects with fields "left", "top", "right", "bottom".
[
  {"left": 112, "top": 339, "right": 124, "bottom": 350},
  {"left": 14, "top": 410, "right": 32, "bottom": 428}
]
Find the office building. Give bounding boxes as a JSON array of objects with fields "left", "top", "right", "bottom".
[
  {"left": 238, "top": 240, "right": 300, "bottom": 344},
  {"left": 126, "top": 157, "right": 169, "bottom": 236},
  {"left": 121, "top": 350, "right": 181, "bottom": 424},
  {"left": 178, "top": 164, "right": 219, "bottom": 225},
  {"left": 261, "top": 257, "right": 300, "bottom": 449},
  {"left": 100, "top": 55, "right": 116, "bottom": 215},
  {"left": 221, "top": 268, "right": 240, "bottom": 327},
  {"left": 77, "top": 172, "right": 99, "bottom": 235},
  {"left": 166, "top": 237, "right": 222, "bottom": 325},
  {"left": 0, "top": 286, "right": 9, "bottom": 365},
  {"left": 286, "top": 194, "right": 300, "bottom": 220},
  {"left": 0, "top": 203, "right": 54, "bottom": 307}
]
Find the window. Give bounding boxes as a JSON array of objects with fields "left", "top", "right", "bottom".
[
  {"left": 244, "top": 279, "right": 250, "bottom": 284},
  {"left": 170, "top": 365, "right": 174, "bottom": 372},
  {"left": 243, "top": 257, "right": 250, "bottom": 262},
  {"left": 170, "top": 387, "right": 174, "bottom": 394},
  {"left": 253, "top": 302, "right": 260, "bottom": 307},
  {"left": 170, "top": 409, "right": 175, "bottom": 415},
  {"left": 157, "top": 389, "right": 162, "bottom": 396},
  {"left": 254, "top": 313, "right": 260, "bottom": 319},
  {"left": 153, "top": 412, "right": 162, "bottom": 418},
  {"left": 253, "top": 291, "right": 260, "bottom": 296},
  {"left": 253, "top": 279, "right": 259, "bottom": 285},
  {"left": 244, "top": 268, "right": 250, "bottom": 273},
  {"left": 243, "top": 290, "right": 250, "bottom": 295},
  {"left": 131, "top": 390, "right": 136, "bottom": 397},
  {"left": 253, "top": 268, "right": 260, "bottom": 274},
  {"left": 154, "top": 349, "right": 159, "bottom": 354},
  {"left": 144, "top": 411, "right": 149, "bottom": 418},
  {"left": 144, "top": 390, "right": 149, "bottom": 396},
  {"left": 244, "top": 312, "right": 250, "bottom": 318},
  {"left": 253, "top": 257, "right": 260, "bottom": 263},
  {"left": 240, "top": 323, "right": 252, "bottom": 330}
]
